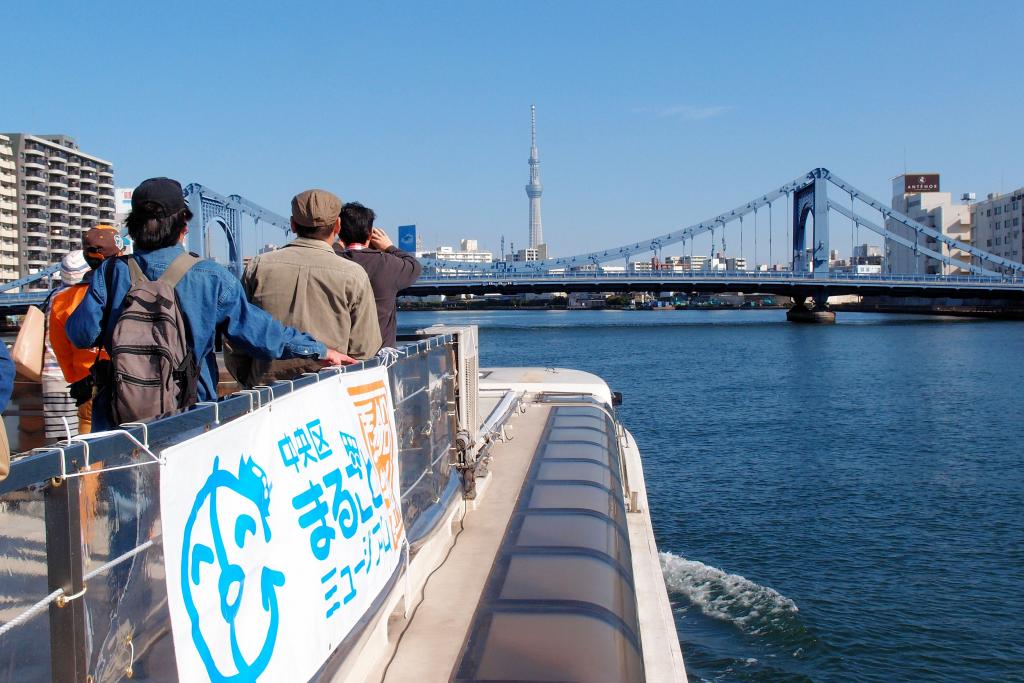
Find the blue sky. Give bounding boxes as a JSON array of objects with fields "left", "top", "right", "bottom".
[{"left": 7, "top": 1, "right": 1023, "bottom": 263}]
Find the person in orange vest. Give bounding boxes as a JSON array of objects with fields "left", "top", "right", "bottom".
[{"left": 49, "top": 225, "right": 125, "bottom": 433}]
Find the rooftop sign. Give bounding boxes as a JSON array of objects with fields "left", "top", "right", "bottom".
[{"left": 904, "top": 174, "right": 940, "bottom": 193}]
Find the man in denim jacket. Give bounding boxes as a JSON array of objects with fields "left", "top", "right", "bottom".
[{"left": 68, "top": 177, "right": 348, "bottom": 431}]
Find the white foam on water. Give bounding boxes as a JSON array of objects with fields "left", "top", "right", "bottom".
[{"left": 660, "top": 552, "right": 800, "bottom": 635}]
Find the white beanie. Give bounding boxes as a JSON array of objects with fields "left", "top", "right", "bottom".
[{"left": 60, "top": 250, "right": 89, "bottom": 286}]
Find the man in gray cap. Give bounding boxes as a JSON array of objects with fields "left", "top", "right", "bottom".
[{"left": 230, "top": 189, "right": 381, "bottom": 386}]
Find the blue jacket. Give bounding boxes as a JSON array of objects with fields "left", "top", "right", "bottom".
[
  {"left": 0, "top": 342, "right": 13, "bottom": 414},
  {"left": 67, "top": 245, "right": 327, "bottom": 430}
]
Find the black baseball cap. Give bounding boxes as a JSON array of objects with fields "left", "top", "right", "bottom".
[{"left": 132, "top": 177, "right": 187, "bottom": 217}]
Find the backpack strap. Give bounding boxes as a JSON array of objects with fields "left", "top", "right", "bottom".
[
  {"left": 125, "top": 256, "right": 149, "bottom": 285},
  {"left": 158, "top": 252, "right": 201, "bottom": 288}
]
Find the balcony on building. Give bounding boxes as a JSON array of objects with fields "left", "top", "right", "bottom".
[
  {"left": 23, "top": 147, "right": 45, "bottom": 158},
  {"left": 47, "top": 164, "right": 67, "bottom": 176},
  {"left": 22, "top": 168, "right": 47, "bottom": 183}
]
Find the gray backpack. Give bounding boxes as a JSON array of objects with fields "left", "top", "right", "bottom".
[{"left": 109, "top": 253, "right": 200, "bottom": 424}]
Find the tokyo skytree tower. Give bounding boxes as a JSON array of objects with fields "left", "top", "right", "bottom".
[{"left": 525, "top": 105, "right": 544, "bottom": 248}]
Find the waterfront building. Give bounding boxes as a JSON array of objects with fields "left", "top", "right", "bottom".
[
  {"left": 0, "top": 136, "right": 18, "bottom": 285},
  {"left": 114, "top": 186, "right": 133, "bottom": 227},
  {"left": 3, "top": 134, "right": 116, "bottom": 289},
  {"left": 887, "top": 174, "right": 970, "bottom": 275},
  {"left": 422, "top": 241, "right": 494, "bottom": 276},
  {"left": 506, "top": 244, "right": 548, "bottom": 263},
  {"left": 423, "top": 243, "right": 494, "bottom": 264},
  {"left": 970, "top": 189, "right": 1023, "bottom": 270},
  {"left": 663, "top": 254, "right": 706, "bottom": 271},
  {"left": 700, "top": 254, "right": 747, "bottom": 272},
  {"left": 853, "top": 244, "right": 883, "bottom": 263}
]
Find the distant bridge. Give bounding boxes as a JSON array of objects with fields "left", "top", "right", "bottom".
[
  {"left": 403, "top": 271, "right": 1024, "bottom": 300},
  {"left": 2, "top": 168, "right": 1023, "bottom": 317}
]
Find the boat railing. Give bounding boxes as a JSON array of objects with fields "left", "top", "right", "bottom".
[{"left": 0, "top": 332, "right": 461, "bottom": 682}]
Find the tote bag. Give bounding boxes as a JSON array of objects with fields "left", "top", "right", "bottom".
[{"left": 11, "top": 305, "right": 45, "bottom": 382}]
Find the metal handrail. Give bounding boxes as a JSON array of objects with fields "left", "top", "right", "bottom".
[{"left": 0, "top": 333, "right": 455, "bottom": 495}]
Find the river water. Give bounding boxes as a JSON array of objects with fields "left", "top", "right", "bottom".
[{"left": 400, "top": 309, "right": 1024, "bottom": 683}]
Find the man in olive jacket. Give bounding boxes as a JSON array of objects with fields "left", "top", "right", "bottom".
[{"left": 230, "top": 189, "right": 381, "bottom": 386}]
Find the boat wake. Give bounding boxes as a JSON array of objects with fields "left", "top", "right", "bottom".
[{"left": 660, "top": 552, "right": 802, "bottom": 637}]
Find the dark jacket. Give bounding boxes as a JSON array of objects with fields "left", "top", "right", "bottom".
[{"left": 335, "top": 245, "right": 422, "bottom": 348}]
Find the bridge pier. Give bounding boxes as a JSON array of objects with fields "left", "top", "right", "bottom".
[{"left": 787, "top": 296, "right": 835, "bottom": 324}]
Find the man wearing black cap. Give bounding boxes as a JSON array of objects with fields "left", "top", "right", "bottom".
[{"left": 67, "top": 177, "right": 349, "bottom": 430}]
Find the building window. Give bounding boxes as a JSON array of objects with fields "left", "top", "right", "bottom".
[
  {"left": 995, "top": 206, "right": 1002, "bottom": 215},
  {"left": 1015, "top": 218, "right": 1020, "bottom": 227}
]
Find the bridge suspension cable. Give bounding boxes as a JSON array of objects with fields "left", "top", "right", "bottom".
[{"left": 753, "top": 207, "right": 758, "bottom": 271}]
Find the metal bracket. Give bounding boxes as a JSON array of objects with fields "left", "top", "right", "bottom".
[{"left": 195, "top": 401, "right": 220, "bottom": 424}]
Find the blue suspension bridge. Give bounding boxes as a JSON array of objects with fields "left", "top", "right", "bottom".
[{"left": 1, "top": 168, "right": 1022, "bottom": 318}]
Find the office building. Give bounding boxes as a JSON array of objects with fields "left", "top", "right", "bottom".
[
  {"left": 0, "top": 136, "right": 19, "bottom": 285},
  {"left": 506, "top": 244, "right": 548, "bottom": 263},
  {"left": 4, "top": 134, "right": 116, "bottom": 289},
  {"left": 887, "top": 174, "right": 970, "bottom": 275},
  {"left": 970, "top": 190, "right": 1023, "bottom": 270},
  {"left": 423, "top": 243, "right": 494, "bottom": 264},
  {"left": 421, "top": 241, "right": 494, "bottom": 276},
  {"left": 662, "top": 255, "right": 706, "bottom": 271}
]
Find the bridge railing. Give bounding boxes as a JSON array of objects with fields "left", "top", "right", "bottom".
[
  {"left": 417, "top": 270, "right": 1024, "bottom": 285},
  {"left": 0, "top": 333, "right": 459, "bottom": 681}
]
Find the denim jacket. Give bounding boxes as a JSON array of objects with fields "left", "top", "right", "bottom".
[{"left": 67, "top": 245, "right": 327, "bottom": 429}]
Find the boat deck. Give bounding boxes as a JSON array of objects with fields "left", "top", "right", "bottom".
[{"left": 358, "top": 367, "right": 686, "bottom": 682}]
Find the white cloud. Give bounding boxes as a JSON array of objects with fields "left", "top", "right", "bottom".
[{"left": 634, "top": 104, "right": 734, "bottom": 121}]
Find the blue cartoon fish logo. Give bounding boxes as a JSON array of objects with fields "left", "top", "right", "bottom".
[{"left": 180, "top": 456, "right": 284, "bottom": 681}]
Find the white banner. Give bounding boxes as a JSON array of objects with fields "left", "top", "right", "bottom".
[{"left": 160, "top": 367, "right": 405, "bottom": 682}]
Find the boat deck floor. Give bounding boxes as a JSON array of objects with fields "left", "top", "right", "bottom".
[{"left": 374, "top": 404, "right": 552, "bottom": 682}]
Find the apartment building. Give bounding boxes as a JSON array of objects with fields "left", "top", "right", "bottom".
[
  {"left": 970, "top": 190, "right": 1023, "bottom": 271},
  {"left": 887, "top": 174, "right": 971, "bottom": 275},
  {"left": 0, "top": 136, "right": 18, "bottom": 285},
  {"left": 4, "top": 134, "right": 116, "bottom": 289}
]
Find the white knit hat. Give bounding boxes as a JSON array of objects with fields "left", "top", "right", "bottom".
[{"left": 60, "top": 250, "right": 90, "bottom": 286}]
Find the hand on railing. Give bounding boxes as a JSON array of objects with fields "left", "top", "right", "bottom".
[{"left": 322, "top": 349, "right": 358, "bottom": 366}]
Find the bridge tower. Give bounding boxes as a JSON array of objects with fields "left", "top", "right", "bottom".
[
  {"left": 791, "top": 169, "right": 831, "bottom": 275},
  {"left": 788, "top": 169, "right": 834, "bottom": 322},
  {"left": 526, "top": 105, "right": 544, "bottom": 249}
]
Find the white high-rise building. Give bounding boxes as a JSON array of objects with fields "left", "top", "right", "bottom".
[
  {"left": 887, "top": 174, "right": 970, "bottom": 276},
  {"left": 0, "top": 136, "right": 19, "bottom": 285},
  {"left": 970, "top": 190, "right": 1023, "bottom": 271},
  {"left": 4, "top": 134, "right": 116, "bottom": 289}
]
